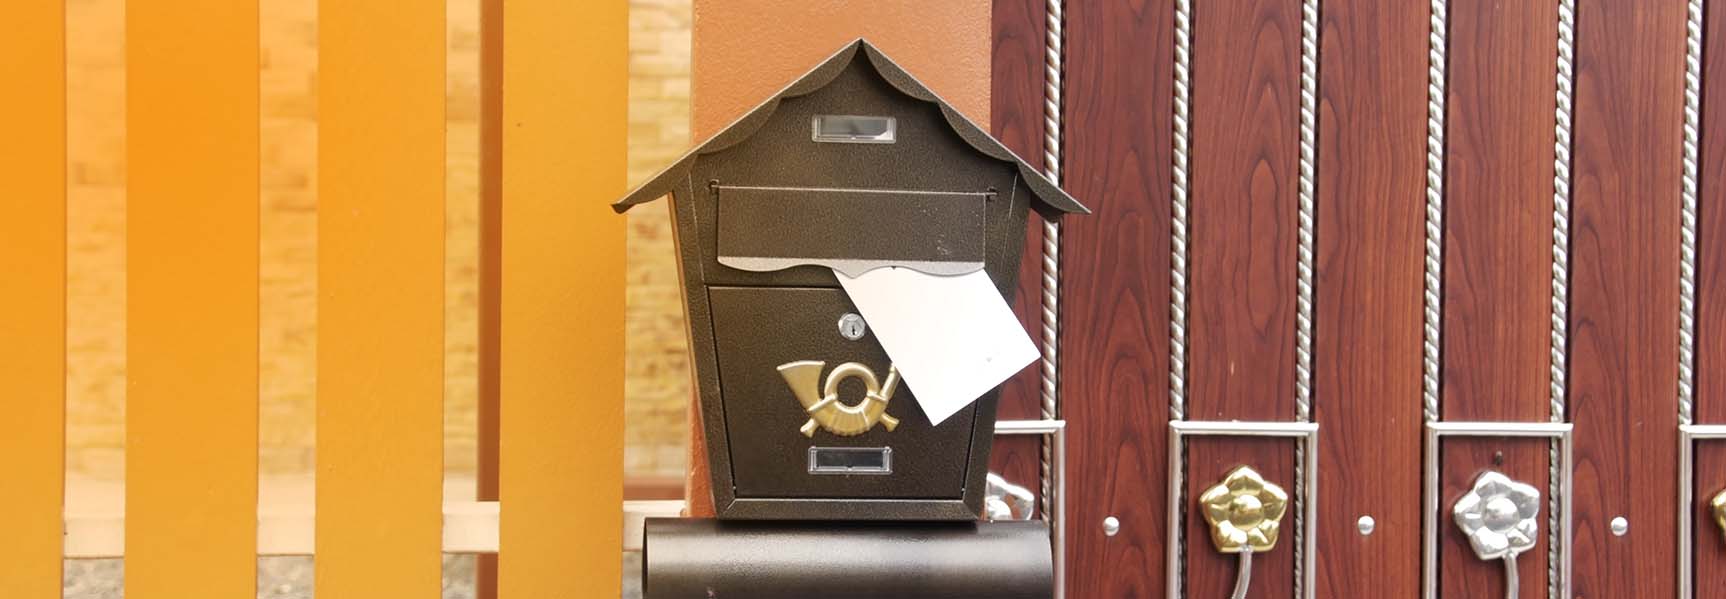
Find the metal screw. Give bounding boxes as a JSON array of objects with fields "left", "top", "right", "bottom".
[
  {"left": 838, "top": 313, "right": 867, "bottom": 340},
  {"left": 1610, "top": 516, "right": 1628, "bottom": 536},
  {"left": 1357, "top": 515, "right": 1376, "bottom": 536},
  {"left": 1102, "top": 516, "right": 1121, "bottom": 537}
]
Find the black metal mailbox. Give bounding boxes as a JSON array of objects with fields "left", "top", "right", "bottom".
[{"left": 613, "top": 39, "right": 1086, "bottom": 521}]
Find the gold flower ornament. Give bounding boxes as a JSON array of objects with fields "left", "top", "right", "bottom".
[
  {"left": 1200, "top": 465, "right": 1289, "bottom": 553},
  {"left": 1711, "top": 488, "right": 1726, "bottom": 543}
]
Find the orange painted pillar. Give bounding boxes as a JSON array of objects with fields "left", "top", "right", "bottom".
[
  {"left": 497, "top": 1, "right": 627, "bottom": 597},
  {"left": 0, "top": 1, "right": 65, "bottom": 596},
  {"left": 684, "top": 0, "right": 992, "bottom": 516},
  {"left": 126, "top": 0, "right": 260, "bottom": 596}
]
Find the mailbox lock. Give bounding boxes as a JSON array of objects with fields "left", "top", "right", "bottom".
[{"left": 838, "top": 313, "right": 868, "bottom": 340}]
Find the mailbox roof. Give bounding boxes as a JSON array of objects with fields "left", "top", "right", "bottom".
[{"left": 610, "top": 38, "right": 1088, "bottom": 218}]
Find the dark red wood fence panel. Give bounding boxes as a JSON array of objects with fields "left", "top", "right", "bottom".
[
  {"left": 988, "top": 0, "right": 1048, "bottom": 511},
  {"left": 1568, "top": 1, "right": 1685, "bottom": 596},
  {"left": 1695, "top": 0, "right": 1726, "bottom": 590},
  {"left": 1439, "top": 0, "right": 1558, "bottom": 597},
  {"left": 1061, "top": 1, "right": 1173, "bottom": 596},
  {"left": 1312, "top": 0, "right": 1427, "bottom": 596},
  {"left": 1184, "top": 0, "right": 1303, "bottom": 595}
]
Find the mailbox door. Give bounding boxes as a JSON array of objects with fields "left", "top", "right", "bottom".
[{"left": 708, "top": 286, "right": 979, "bottom": 500}]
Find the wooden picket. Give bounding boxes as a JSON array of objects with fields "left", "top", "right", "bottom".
[
  {"left": 125, "top": 0, "right": 261, "bottom": 597},
  {"left": 0, "top": 0, "right": 628, "bottom": 596},
  {"left": 0, "top": 1, "right": 66, "bottom": 596},
  {"left": 315, "top": 0, "right": 447, "bottom": 594},
  {"left": 498, "top": 0, "right": 628, "bottom": 595}
]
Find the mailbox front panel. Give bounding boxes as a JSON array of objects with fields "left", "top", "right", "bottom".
[{"left": 708, "top": 286, "right": 979, "bottom": 500}]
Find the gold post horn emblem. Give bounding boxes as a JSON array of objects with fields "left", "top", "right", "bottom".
[{"left": 777, "top": 361, "right": 901, "bottom": 437}]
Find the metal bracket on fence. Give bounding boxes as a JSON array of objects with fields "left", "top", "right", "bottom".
[
  {"left": 994, "top": 418, "right": 1067, "bottom": 598},
  {"left": 1677, "top": 424, "right": 1726, "bottom": 599},
  {"left": 1165, "top": 420, "right": 1319, "bottom": 599}
]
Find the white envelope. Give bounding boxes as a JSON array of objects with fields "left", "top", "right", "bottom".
[{"left": 836, "top": 266, "right": 1040, "bottom": 425}]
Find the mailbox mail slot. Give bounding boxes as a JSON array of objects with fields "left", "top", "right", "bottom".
[{"left": 716, "top": 186, "right": 988, "bottom": 276}]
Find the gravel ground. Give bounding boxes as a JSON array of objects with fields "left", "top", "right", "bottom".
[{"left": 64, "top": 553, "right": 642, "bottom": 599}]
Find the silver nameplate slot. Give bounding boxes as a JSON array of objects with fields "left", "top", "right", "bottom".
[{"left": 807, "top": 446, "right": 893, "bottom": 475}]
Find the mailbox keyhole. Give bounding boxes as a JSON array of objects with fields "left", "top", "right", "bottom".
[{"left": 838, "top": 313, "right": 868, "bottom": 340}]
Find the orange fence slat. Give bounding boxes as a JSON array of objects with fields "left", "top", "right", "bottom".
[
  {"left": 498, "top": 0, "right": 626, "bottom": 595},
  {"left": 124, "top": 0, "right": 260, "bottom": 596},
  {"left": 0, "top": 1, "right": 66, "bottom": 596},
  {"left": 315, "top": 0, "right": 446, "bottom": 594}
]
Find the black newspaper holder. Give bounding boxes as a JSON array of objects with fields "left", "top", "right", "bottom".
[{"left": 612, "top": 39, "right": 1086, "bottom": 598}]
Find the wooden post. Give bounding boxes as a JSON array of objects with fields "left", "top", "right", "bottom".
[
  {"left": 0, "top": 1, "right": 66, "bottom": 595},
  {"left": 126, "top": 0, "right": 260, "bottom": 595},
  {"left": 316, "top": 0, "right": 446, "bottom": 593},
  {"left": 498, "top": 1, "right": 627, "bottom": 595}
]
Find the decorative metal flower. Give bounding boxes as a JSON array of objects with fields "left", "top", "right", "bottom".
[
  {"left": 1711, "top": 488, "right": 1726, "bottom": 543},
  {"left": 1200, "top": 465, "right": 1289, "bottom": 553},
  {"left": 1453, "top": 471, "right": 1541, "bottom": 561}
]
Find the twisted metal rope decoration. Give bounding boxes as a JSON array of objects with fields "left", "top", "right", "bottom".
[
  {"left": 1549, "top": 3, "right": 1576, "bottom": 596},
  {"left": 1171, "top": 2, "right": 1193, "bottom": 597},
  {"left": 1293, "top": 0, "right": 1319, "bottom": 596},
  {"left": 1039, "top": 0, "right": 1064, "bottom": 527},
  {"left": 1680, "top": 0, "right": 1703, "bottom": 426},
  {"left": 1424, "top": 0, "right": 1447, "bottom": 426},
  {"left": 1551, "top": 0, "right": 1574, "bottom": 426},
  {"left": 1172, "top": 0, "right": 1192, "bottom": 423}
]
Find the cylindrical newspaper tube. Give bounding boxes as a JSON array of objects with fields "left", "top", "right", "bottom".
[{"left": 642, "top": 518, "right": 1053, "bottom": 598}]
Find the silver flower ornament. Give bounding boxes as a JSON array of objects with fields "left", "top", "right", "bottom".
[{"left": 1453, "top": 470, "right": 1541, "bottom": 561}]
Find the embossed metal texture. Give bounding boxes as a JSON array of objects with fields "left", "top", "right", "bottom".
[{"left": 613, "top": 40, "right": 1086, "bottom": 521}]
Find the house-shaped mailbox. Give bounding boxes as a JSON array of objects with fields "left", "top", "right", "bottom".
[{"left": 614, "top": 39, "right": 1087, "bottom": 521}]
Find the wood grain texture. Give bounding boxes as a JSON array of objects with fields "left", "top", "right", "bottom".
[
  {"left": 1568, "top": 0, "right": 1685, "bottom": 595},
  {"left": 1438, "top": 0, "right": 1558, "bottom": 596},
  {"left": 1185, "top": 0, "right": 1301, "bottom": 595},
  {"left": 1698, "top": 0, "right": 1726, "bottom": 588},
  {"left": 0, "top": 1, "right": 64, "bottom": 595},
  {"left": 1441, "top": 0, "right": 1557, "bottom": 423},
  {"left": 1696, "top": 446, "right": 1726, "bottom": 592},
  {"left": 125, "top": 0, "right": 259, "bottom": 595},
  {"left": 1312, "top": 0, "right": 1427, "bottom": 595},
  {"left": 498, "top": 1, "right": 626, "bottom": 595},
  {"left": 1189, "top": 0, "right": 1300, "bottom": 422},
  {"left": 316, "top": 0, "right": 446, "bottom": 593},
  {"left": 1062, "top": 1, "right": 1172, "bottom": 595},
  {"left": 1702, "top": 0, "right": 1726, "bottom": 425},
  {"left": 988, "top": 0, "right": 1048, "bottom": 506}
]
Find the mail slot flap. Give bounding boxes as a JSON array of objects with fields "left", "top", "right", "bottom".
[{"left": 716, "top": 186, "right": 987, "bottom": 277}]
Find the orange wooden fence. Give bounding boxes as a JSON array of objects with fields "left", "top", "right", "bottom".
[{"left": 0, "top": 0, "right": 626, "bottom": 596}]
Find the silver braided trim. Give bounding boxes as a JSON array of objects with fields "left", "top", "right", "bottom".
[
  {"left": 1552, "top": 0, "right": 1574, "bottom": 425},
  {"left": 1039, "top": 0, "right": 1064, "bottom": 526},
  {"left": 1172, "top": 0, "right": 1192, "bottom": 423},
  {"left": 1550, "top": 3, "right": 1575, "bottom": 597},
  {"left": 1296, "top": 0, "right": 1318, "bottom": 428},
  {"left": 1293, "top": 0, "right": 1319, "bottom": 596},
  {"left": 1172, "top": 2, "right": 1193, "bottom": 597},
  {"left": 1681, "top": 0, "right": 1703, "bottom": 426},
  {"left": 1424, "top": 0, "right": 1447, "bottom": 425}
]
